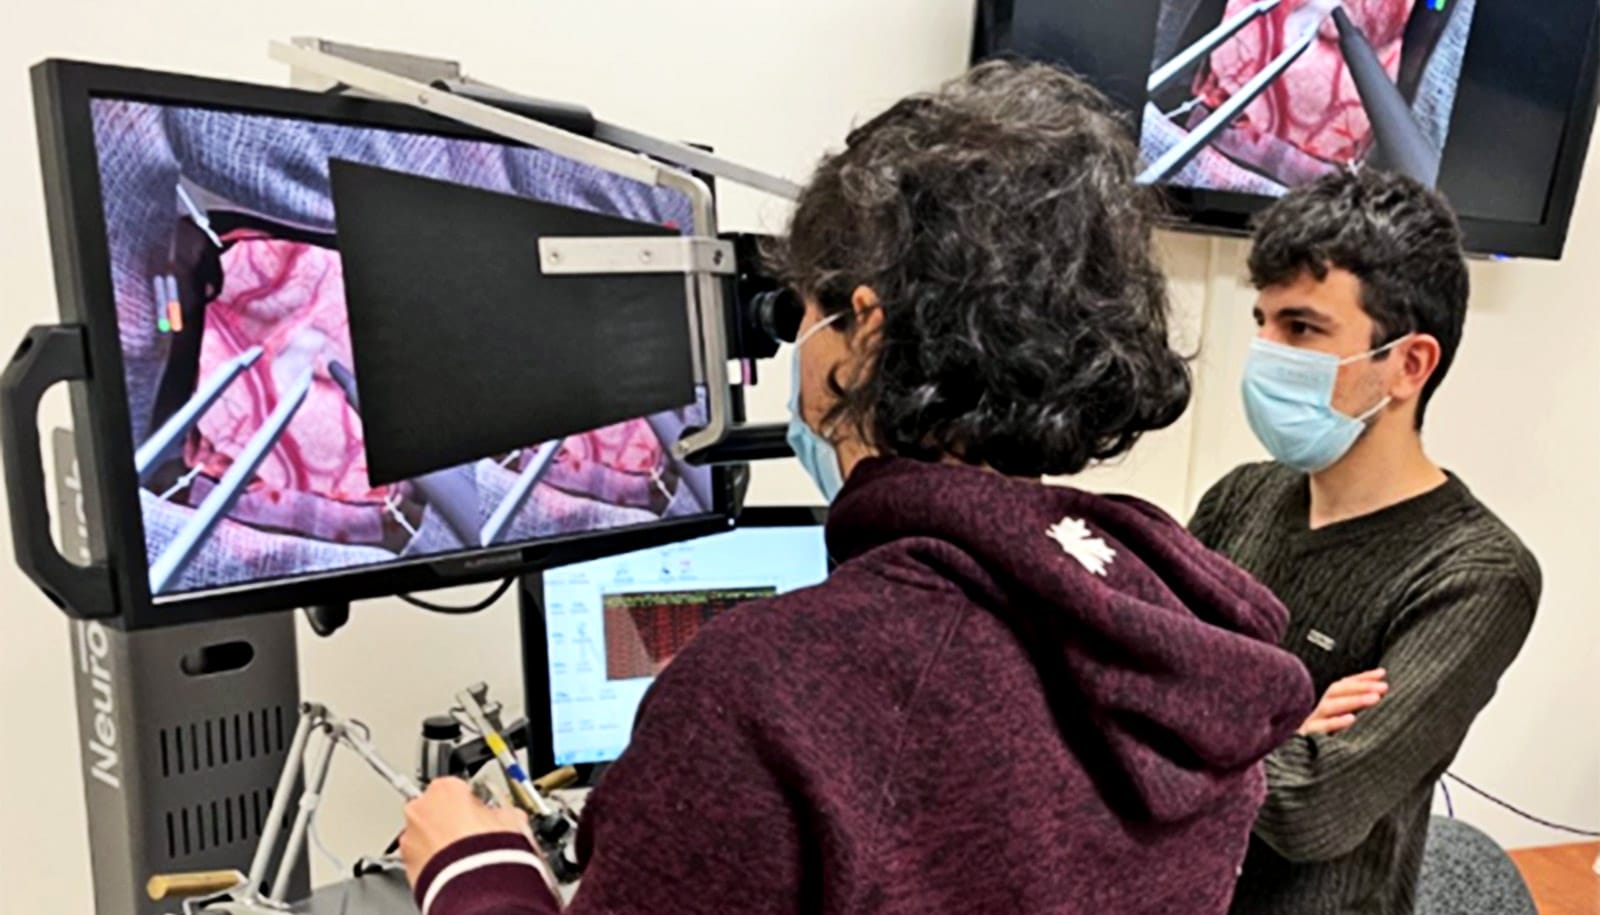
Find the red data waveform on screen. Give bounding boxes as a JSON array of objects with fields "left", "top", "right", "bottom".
[
  {"left": 603, "top": 588, "right": 777, "bottom": 680},
  {"left": 1198, "top": 0, "right": 1414, "bottom": 163}
]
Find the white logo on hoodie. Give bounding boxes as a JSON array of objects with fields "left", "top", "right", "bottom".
[{"left": 1047, "top": 517, "right": 1116, "bottom": 576}]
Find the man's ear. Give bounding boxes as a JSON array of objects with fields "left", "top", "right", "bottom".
[{"left": 1393, "top": 334, "right": 1442, "bottom": 401}]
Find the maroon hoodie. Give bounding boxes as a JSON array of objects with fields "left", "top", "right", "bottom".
[{"left": 414, "top": 458, "right": 1315, "bottom": 915}]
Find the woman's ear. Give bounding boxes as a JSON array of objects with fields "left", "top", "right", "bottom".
[{"left": 851, "top": 285, "right": 884, "bottom": 341}]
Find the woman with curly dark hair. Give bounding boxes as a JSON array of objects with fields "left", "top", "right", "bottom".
[{"left": 401, "top": 61, "right": 1314, "bottom": 915}]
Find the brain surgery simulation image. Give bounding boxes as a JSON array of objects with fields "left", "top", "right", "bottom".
[
  {"left": 1143, "top": 0, "right": 1476, "bottom": 193},
  {"left": 89, "top": 99, "right": 715, "bottom": 598}
]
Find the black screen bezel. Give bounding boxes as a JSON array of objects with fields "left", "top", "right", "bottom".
[
  {"left": 30, "top": 58, "right": 731, "bottom": 630},
  {"left": 519, "top": 505, "right": 830, "bottom": 779},
  {"left": 970, "top": 0, "right": 1600, "bottom": 259}
]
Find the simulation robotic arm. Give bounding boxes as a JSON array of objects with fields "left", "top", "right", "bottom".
[{"left": 152, "top": 685, "right": 582, "bottom": 915}]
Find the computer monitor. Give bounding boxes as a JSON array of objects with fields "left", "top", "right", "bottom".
[
  {"left": 20, "top": 60, "right": 729, "bottom": 627},
  {"left": 522, "top": 507, "right": 830, "bottom": 774},
  {"left": 973, "top": 0, "right": 1600, "bottom": 258}
]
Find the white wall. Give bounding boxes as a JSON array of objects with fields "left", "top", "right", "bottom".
[{"left": 0, "top": 3, "right": 1593, "bottom": 913}]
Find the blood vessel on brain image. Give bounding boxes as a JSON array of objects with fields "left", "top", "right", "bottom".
[
  {"left": 184, "top": 234, "right": 675, "bottom": 544},
  {"left": 1198, "top": 0, "right": 1415, "bottom": 163},
  {"left": 545, "top": 425, "right": 664, "bottom": 508},
  {"left": 188, "top": 236, "right": 382, "bottom": 507}
]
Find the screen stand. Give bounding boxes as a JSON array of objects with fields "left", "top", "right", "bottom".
[
  {"left": 516, "top": 573, "right": 559, "bottom": 782},
  {"left": 70, "top": 614, "right": 308, "bottom": 915}
]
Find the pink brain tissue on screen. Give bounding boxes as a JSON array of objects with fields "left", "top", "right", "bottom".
[
  {"left": 1201, "top": 0, "right": 1414, "bottom": 163},
  {"left": 183, "top": 235, "right": 671, "bottom": 541},
  {"left": 188, "top": 238, "right": 382, "bottom": 504}
]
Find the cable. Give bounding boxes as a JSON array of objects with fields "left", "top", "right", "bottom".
[
  {"left": 1440, "top": 780, "right": 1453, "bottom": 818},
  {"left": 398, "top": 578, "right": 514, "bottom": 615},
  {"left": 1444, "top": 772, "right": 1600, "bottom": 838},
  {"left": 307, "top": 730, "right": 347, "bottom": 875},
  {"left": 309, "top": 816, "right": 347, "bottom": 876}
]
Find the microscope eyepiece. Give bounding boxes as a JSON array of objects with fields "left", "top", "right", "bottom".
[
  {"left": 749, "top": 287, "right": 803, "bottom": 346},
  {"left": 723, "top": 232, "right": 803, "bottom": 360}
]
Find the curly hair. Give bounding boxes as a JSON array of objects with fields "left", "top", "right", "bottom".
[
  {"left": 1248, "top": 169, "right": 1469, "bottom": 429},
  {"left": 771, "top": 60, "right": 1191, "bottom": 478}
]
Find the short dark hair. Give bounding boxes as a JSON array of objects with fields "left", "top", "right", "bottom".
[
  {"left": 1248, "top": 169, "right": 1470, "bottom": 428},
  {"left": 772, "top": 60, "right": 1191, "bottom": 478}
]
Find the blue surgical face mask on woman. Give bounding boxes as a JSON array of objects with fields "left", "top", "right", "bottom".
[
  {"left": 787, "top": 311, "right": 848, "bottom": 501},
  {"left": 1241, "top": 335, "right": 1408, "bottom": 474}
]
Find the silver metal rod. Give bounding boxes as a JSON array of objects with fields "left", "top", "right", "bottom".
[
  {"left": 136, "top": 346, "right": 264, "bottom": 478},
  {"left": 334, "top": 725, "right": 423, "bottom": 800},
  {"left": 1148, "top": 0, "right": 1283, "bottom": 96},
  {"left": 537, "top": 236, "right": 736, "bottom": 276},
  {"left": 1140, "top": 17, "right": 1323, "bottom": 184},
  {"left": 426, "top": 75, "right": 800, "bottom": 201},
  {"left": 455, "top": 688, "right": 553, "bottom": 816},
  {"left": 243, "top": 704, "right": 321, "bottom": 898},
  {"left": 269, "top": 730, "right": 338, "bottom": 902},
  {"left": 177, "top": 183, "right": 224, "bottom": 248},
  {"left": 665, "top": 169, "right": 729, "bottom": 462},
  {"left": 480, "top": 441, "right": 562, "bottom": 547},
  {"left": 269, "top": 41, "right": 662, "bottom": 186},
  {"left": 148, "top": 368, "right": 313, "bottom": 594},
  {"left": 592, "top": 120, "right": 802, "bottom": 201},
  {"left": 269, "top": 39, "right": 734, "bottom": 462}
]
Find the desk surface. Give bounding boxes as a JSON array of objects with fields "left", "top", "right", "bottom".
[{"left": 1509, "top": 842, "right": 1600, "bottom": 915}]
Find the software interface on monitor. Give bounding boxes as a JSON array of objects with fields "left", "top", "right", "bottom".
[{"left": 541, "top": 524, "right": 830, "bottom": 766}]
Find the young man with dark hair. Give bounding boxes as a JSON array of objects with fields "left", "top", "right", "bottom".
[{"left": 1190, "top": 170, "right": 1540, "bottom": 915}]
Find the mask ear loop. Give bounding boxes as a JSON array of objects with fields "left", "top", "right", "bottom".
[
  {"left": 796, "top": 305, "right": 881, "bottom": 445},
  {"left": 1338, "top": 333, "right": 1413, "bottom": 366},
  {"left": 794, "top": 309, "right": 847, "bottom": 349},
  {"left": 1343, "top": 334, "right": 1412, "bottom": 421},
  {"left": 1353, "top": 396, "right": 1392, "bottom": 423}
]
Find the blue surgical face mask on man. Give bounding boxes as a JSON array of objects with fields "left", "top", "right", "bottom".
[
  {"left": 1241, "top": 335, "right": 1408, "bottom": 474},
  {"left": 787, "top": 311, "right": 848, "bottom": 501}
]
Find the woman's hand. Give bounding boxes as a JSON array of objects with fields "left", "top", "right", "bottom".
[{"left": 399, "top": 778, "right": 534, "bottom": 889}]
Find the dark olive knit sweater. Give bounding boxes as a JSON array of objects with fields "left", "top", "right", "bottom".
[{"left": 1190, "top": 462, "right": 1540, "bottom": 915}]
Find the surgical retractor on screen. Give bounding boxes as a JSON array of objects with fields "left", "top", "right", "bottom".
[
  {"left": 1142, "top": 0, "right": 1442, "bottom": 186},
  {"left": 147, "top": 367, "right": 314, "bottom": 594}
]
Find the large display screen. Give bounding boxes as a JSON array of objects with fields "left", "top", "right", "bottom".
[
  {"left": 88, "top": 97, "right": 716, "bottom": 599},
  {"left": 540, "top": 524, "right": 830, "bottom": 766},
  {"left": 976, "top": 0, "right": 1600, "bottom": 257}
]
